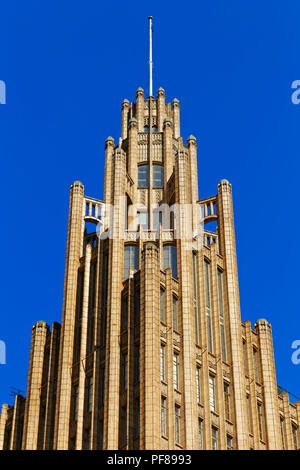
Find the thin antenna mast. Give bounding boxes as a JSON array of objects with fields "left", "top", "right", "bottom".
[{"left": 148, "top": 16, "right": 153, "bottom": 96}]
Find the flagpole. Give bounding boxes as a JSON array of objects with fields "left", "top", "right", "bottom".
[{"left": 148, "top": 16, "right": 153, "bottom": 96}]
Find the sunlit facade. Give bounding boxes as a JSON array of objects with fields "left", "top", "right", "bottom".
[{"left": 0, "top": 88, "right": 299, "bottom": 450}]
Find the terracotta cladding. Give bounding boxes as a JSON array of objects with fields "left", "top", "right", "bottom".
[{"left": 0, "top": 90, "right": 298, "bottom": 450}]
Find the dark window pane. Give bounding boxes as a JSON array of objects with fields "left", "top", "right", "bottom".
[
  {"left": 138, "top": 165, "right": 149, "bottom": 187},
  {"left": 123, "top": 245, "right": 138, "bottom": 279},
  {"left": 153, "top": 165, "right": 164, "bottom": 188},
  {"left": 163, "top": 245, "right": 177, "bottom": 279}
]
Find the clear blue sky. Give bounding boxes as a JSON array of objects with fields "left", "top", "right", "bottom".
[{"left": 0, "top": 0, "right": 299, "bottom": 405}]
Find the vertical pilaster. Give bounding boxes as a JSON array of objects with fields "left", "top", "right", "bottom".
[
  {"left": 43, "top": 322, "right": 60, "bottom": 449},
  {"left": 127, "top": 277, "right": 135, "bottom": 450},
  {"left": 76, "top": 243, "right": 92, "bottom": 449},
  {"left": 140, "top": 242, "right": 160, "bottom": 449},
  {"left": 54, "top": 180, "right": 84, "bottom": 449},
  {"left": 128, "top": 118, "right": 138, "bottom": 187},
  {"left": 91, "top": 236, "right": 103, "bottom": 449},
  {"left": 163, "top": 118, "right": 173, "bottom": 191},
  {"left": 22, "top": 321, "right": 48, "bottom": 449},
  {"left": 217, "top": 179, "right": 248, "bottom": 449},
  {"left": 254, "top": 319, "right": 281, "bottom": 449},
  {"left": 197, "top": 252, "right": 212, "bottom": 449},
  {"left": 172, "top": 99, "right": 180, "bottom": 139},
  {"left": 282, "top": 392, "right": 294, "bottom": 449},
  {"left": 187, "top": 136, "right": 198, "bottom": 233},
  {"left": 121, "top": 99, "right": 130, "bottom": 139},
  {"left": 157, "top": 88, "right": 166, "bottom": 132},
  {"left": 104, "top": 148, "right": 126, "bottom": 449},
  {"left": 244, "top": 321, "right": 258, "bottom": 447},
  {"left": 136, "top": 88, "right": 145, "bottom": 132},
  {"left": 295, "top": 402, "right": 300, "bottom": 449},
  {"left": 104, "top": 138, "right": 115, "bottom": 204},
  {"left": 0, "top": 404, "right": 9, "bottom": 450},
  {"left": 165, "top": 268, "right": 175, "bottom": 449},
  {"left": 210, "top": 244, "right": 226, "bottom": 449},
  {"left": 9, "top": 395, "right": 25, "bottom": 450},
  {"left": 175, "top": 148, "right": 198, "bottom": 449}
]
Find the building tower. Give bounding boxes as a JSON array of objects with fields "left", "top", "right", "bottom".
[{"left": 0, "top": 88, "right": 299, "bottom": 451}]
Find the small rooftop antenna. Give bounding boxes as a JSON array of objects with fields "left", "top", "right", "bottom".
[
  {"left": 10, "top": 387, "right": 25, "bottom": 399},
  {"left": 148, "top": 16, "right": 153, "bottom": 96}
]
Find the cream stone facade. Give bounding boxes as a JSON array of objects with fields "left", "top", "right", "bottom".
[{"left": 0, "top": 88, "right": 299, "bottom": 450}]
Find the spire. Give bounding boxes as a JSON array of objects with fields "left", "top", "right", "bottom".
[{"left": 148, "top": 16, "right": 153, "bottom": 97}]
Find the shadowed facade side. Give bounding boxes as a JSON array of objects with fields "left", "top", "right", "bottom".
[{"left": 0, "top": 88, "right": 299, "bottom": 450}]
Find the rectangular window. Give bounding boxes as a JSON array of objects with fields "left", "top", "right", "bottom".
[
  {"left": 198, "top": 419, "right": 203, "bottom": 449},
  {"left": 212, "top": 427, "right": 218, "bottom": 450},
  {"left": 135, "top": 288, "right": 140, "bottom": 324},
  {"left": 280, "top": 417, "right": 285, "bottom": 449},
  {"left": 253, "top": 347, "right": 259, "bottom": 382},
  {"left": 90, "top": 263, "right": 96, "bottom": 310},
  {"left": 224, "top": 382, "right": 230, "bottom": 420},
  {"left": 136, "top": 398, "right": 140, "bottom": 437},
  {"left": 153, "top": 165, "right": 164, "bottom": 188},
  {"left": 160, "top": 344, "right": 165, "bottom": 382},
  {"left": 163, "top": 245, "right": 177, "bottom": 279},
  {"left": 136, "top": 345, "right": 140, "bottom": 382},
  {"left": 84, "top": 428, "right": 90, "bottom": 450},
  {"left": 226, "top": 435, "right": 233, "bottom": 450},
  {"left": 257, "top": 402, "right": 263, "bottom": 441},
  {"left": 175, "top": 405, "right": 180, "bottom": 443},
  {"left": 204, "top": 261, "right": 213, "bottom": 353},
  {"left": 121, "top": 297, "right": 128, "bottom": 331},
  {"left": 209, "top": 375, "right": 215, "bottom": 412},
  {"left": 160, "top": 289, "right": 165, "bottom": 323},
  {"left": 99, "top": 420, "right": 103, "bottom": 449},
  {"left": 122, "top": 353, "right": 128, "bottom": 390},
  {"left": 172, "top": 296, "right": 178, "bottom": 331},
  {"left": 101, "top": 368, "right": 105, "bottom": 405},
  {"left": 246, "top": 394, "right": 252, "bottom": 433},
  {"left": 73, "top": 386, "right": 78, "bottom": 421},
  {"left": 173, "top": 353, "right": 179, "bottom": 390},
  {"left": 123, "top": 245, "right": 138, "bottom": 280},
  {"left": 120, "top": 406, "right": 127, "bottom": 446},
  {"left": 87, "top": 376, "right": 93, "bottom": 412},
  {"left": 292, "top": 424, "right": 298, "bottom": 450},
  {"left": 102, "top": 252, "right": 109, "bottom": 345},
  {"left": 88, "top": 308, "right": 95, "bottom": 353},
  {"left": 218, "top": 269, "right": 226, "bottom": 361},
  {"left": 243, "top": 339, "right": 248, "bottom": 375},
  {"left": 161, "top": 397, "right": 167, "bottom": 436},
  {"left": 69, "top": 437, "right": 75, "bottom": 450},
  {"left": 196, "top": 367, "right": 201, "bottom": 403},
  {"left": 138, "top": 165, "right": 149, "bottom": 187}
]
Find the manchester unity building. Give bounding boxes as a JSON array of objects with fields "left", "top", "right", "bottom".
[{"left": 0, "top": 87, "right": 299, "bottom": 451}]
